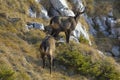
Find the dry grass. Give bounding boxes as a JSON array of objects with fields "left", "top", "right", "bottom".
[
  {"left": 79, "top": 16, "right": 89, "bottom": 31},
  {"left": 0, "top": 0, "right": 120, "bottom": 80}
]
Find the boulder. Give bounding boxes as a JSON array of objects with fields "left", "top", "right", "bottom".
[
  {"left": 112, "top": 46, "right": 120, "bottom": 57},
  {"left": 26, "top": 22, "right": 44, "bottom": 30},
  {"left": 70, "top": 36, "right": 79, "bottom": 43},
  {"left": 50, "top": 0, "right": 75, "bottom": 16},
  {"left": 71, "top": 22, "right": 92, "bottom": 45},
  {"left": 97, "top": 50, "right": 104, "bottom": 56},
  {"left": 33, "top": 22, "right": 44, "bottom": 30},
  {"left": 35, "top": 0, "right": 40, "bottom": 3},
  {"left": 39, "top": 6, "right": 50, "bottom": 19},
  {"left": 105, "top": 52, "right": 113, "bottom": 57},
  {"left": 84, "top": 14, "right": 97, "bottom": 36},
  {"left": 70, "top": 0, "right": 85, "bottom": 12},
  {"left": 50, "top": 0, "right": 68, "bottom": 10},
  {"left": 91, "top": 16, "right": 110, "bottom": 36},
  {"left": 48, "top": 7, "right": 60, "bottom": 16},
  {"left": 28, "top": 8, "right": 37, "bottom": 18},
  {"left": 59, "top": 8, "right": 75, "bottom": 16}
]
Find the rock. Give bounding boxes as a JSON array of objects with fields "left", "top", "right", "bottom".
[
  {"left": 97, "top": 50, "right": 105, "bottom": 57},
  {"left": 50, "top": 0, "right": 68, "bottom": 10},
  {"left": 106, "top": 16, "right": 117, "bottom": 38},
  {"left": 109, "top": 27, "right": 120, "bottom": 39},
  {"left": 96, "top": 17, "right": 107, "bottom": 30},
  {"left": 112, "top": 46, "right": 120, "bottom": 57},
  {"left": 105, "top": 52, "right": 113, "bottom": 56},
  {"left": 92, "top": 16, "right": 110, "bottom": 36},
  {"left": 35, "top": 0, "right": 40, "bottom": 3},
  {"left": 58, "top": 38, "right": 65, "bottom": 43},
  {"left": 108, "top": 10, "right": 113, "bottom": 17},
  {"left": 71, "top": 22, "right": 92, "bottom": 45},
  {"left": 39, "top": 6, "right": 50, "bottom": 19},
  {"left": 50, "top": 0, "right": 75, "bottom": 16},
  {"left": 28, "top": 8, "right": 37, "bottom": 18},
  {"left": 33, "top": 22, "right": 44, "bottom": 30},
  {"left": 26, "top": 22, "right": 44, "bottom": 30},
  {"left": 84, "top": 14, "right": 97, "bottom": 36},
  {"left": 70, "top": 0, "right": 85, "bottom": 12},
  {"left": 59, "top": 8, "right": 75, "bottom": 16},
  {"left": 48, "top": 7, "right": 60, "bottom": 16},
  {"left": 70, "top": 36, "right": 79, "bottom": 43},
  {"left": 8, "top": 18, "right": 21, "bottom": 23},
  {"left": 61, "top": 9, "right": 74, "bottom": 16}
]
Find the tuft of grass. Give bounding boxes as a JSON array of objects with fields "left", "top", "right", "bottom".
[{"left": 79, "top": 35, "right": 89, "bottom": 44}]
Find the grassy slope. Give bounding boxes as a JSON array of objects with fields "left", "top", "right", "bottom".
[
  {"left": 0, "top": 0, "right": 87, "bottom": 80},
  {"left": 0, "top": 0, "right": 120, "bottom": 80}
]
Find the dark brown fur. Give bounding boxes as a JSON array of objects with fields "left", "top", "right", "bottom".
[{"left": 50, "top": 8, "right": 86, "bottom": 43}]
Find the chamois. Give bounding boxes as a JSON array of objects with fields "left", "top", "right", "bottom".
[
  {"left": 50, "top": 7, "right": 86, "bottom": 43},
  {"left": 39, "top": 35, "right": 55, "bottom": 74}
]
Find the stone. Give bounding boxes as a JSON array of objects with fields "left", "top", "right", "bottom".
[
  {"left": 59, "top": 8, "right": 75, "bottom": 16},
  {"left": 84, "top": 14, "right": 97, "bottom": 36},
  {"left": 39, "top": 6, "right": 50, "bottom": 19},
  {"left": 50, "top": 0, "right": 75, "bottom": 16},
  {"left": 26, "top": 22, "right": 44, "bottom": 30},
  {"left": 35, "top": 0, "right": 40, "bottom": 3},
  {"left": 28, "top": 8, "right": 37, "bottom": 18},
  {"left": 70, "top": 0, "right": 85, "bottom": 12},
  {"left": 71, "top": 22, "right": 92, "bottom": 45},
  {"left": 48, "top": 7, "right": 60, "bottom": 16},
  {"left": 50, "top": 0, "right": 68, "bottom": 10},
  {"left": 105, "top": 52, "right": 113, "bottom": 56},
  {"left": 112, "top": 46, "right": 120, "bottom": 57}
]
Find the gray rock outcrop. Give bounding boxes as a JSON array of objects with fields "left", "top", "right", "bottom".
[{"left": 112, "top": 46, "right": 120, "bottom": 57}]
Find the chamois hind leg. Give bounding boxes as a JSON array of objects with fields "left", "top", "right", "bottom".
[
  {"left": 48, "top": 54, "right": 53, "bottom": 74},
  {"left": 65, "top": 30, "right": 71, "bottom": 43},
  {"left": 41, "top": 54, "right": 45, "bottom": 68}
]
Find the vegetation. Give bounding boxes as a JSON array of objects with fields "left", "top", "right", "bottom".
[
  {"left": 0, "top": 0, "right": 120, "bottom": 80},
  {"left": 0, "top": 65, "right": 14, "bottom": 80},
  {"left": 79, "top": 35, "right": 89, "bottom": 44},
  {"left": 57, "top": 49, "right": 120, "bottom": 80}
]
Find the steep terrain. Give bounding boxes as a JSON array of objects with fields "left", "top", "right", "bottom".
[{"left": 0, "top": 0, "right": 120, "bottom": 80}]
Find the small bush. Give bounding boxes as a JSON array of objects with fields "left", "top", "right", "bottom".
[
  {"left": 0, "top": 65, "right": 14, "bottom": 80},
  {"left": 57, "top": 50, "right": 120, "bottom": 80},
  {"left": 79, "top": 35, "right": 89, "bottom": 44}
]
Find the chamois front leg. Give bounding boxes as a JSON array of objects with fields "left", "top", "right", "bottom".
[
  {"left": 51, "top": 29, "right": 60, "bottom": 40},
  {"left": 65, "top": 29, "right": 71, "bottom": 43}
]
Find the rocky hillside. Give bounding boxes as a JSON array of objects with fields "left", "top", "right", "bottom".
[{"left": 0, "top": 0, "right": 120, "bottom": 80}]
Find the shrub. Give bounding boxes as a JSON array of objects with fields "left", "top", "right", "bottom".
[
  {"left": 57, "top": 50, "right": 120, "bottom": 80},
  {"left": 79, "top": 35, "right": 89, "bottom": 44},
  {"left": 0, "top": 65, "right": 14, "bottom": 80}
]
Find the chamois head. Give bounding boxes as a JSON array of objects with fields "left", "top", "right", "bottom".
[{"left": 74, "top": 7, "right": 86, "bottom": 22}]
